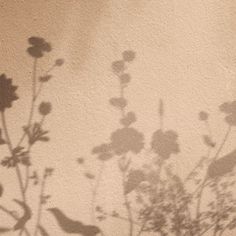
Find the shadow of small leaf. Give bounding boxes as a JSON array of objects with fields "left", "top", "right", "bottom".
[
  {"left": 0, "top": 129, "right": 5, "bottom": 145},
  {"left": 97, "top": 153, "right": 112, "bottom": 161},
  {"left": 24, "top": 123, "right": 49, "bottom": 145},
  {"left": 48, "top": 208, "right": 101, "bottom": 236},
  {"left": 120, "top": 112, "right": 136, "bottom": 127},
  {"left": 55, "top": 58, "right": 64, "bottom": 67},
  {"left": 92, "top": 143, "right": 113, "bottom": 161},
  {"left": 199, "top": 111, "right": 208, "bottom": 121},
  {"left": 202, "top": 135, "right": 216, "bottom": 148},
  {"left": 84, "top": 172, "right": 95, "bottom": 180},
  {"left": 207, "top": 149, "right": 236, "bottom": 179},
  {"left": 119, "top": 73, "right": 131, "bottom": 84},
  {"left": 125, "top": 169, "right": 146, "bottom": 194},
  {"left": 13, "top": 199, "right": 32, "bottom": 231},
  {"left": 0, "top": 184, "right": 3, "bottom": 197},
  {"left": 109, "top": 97, "right": 127, "bottom": 109},
  {"left": 38, "top": 225, "right": 49, "bottom": 236},
  {"left": 0, "top": 228, "right": 11, "bottom": 234},
  {"left": 111, "top": 60, "right": 125, "bottom": 74},
  {"left": 39, "top": 75, "right": 52, "bottom": 83}
]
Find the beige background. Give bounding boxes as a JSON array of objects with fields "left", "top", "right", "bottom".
[{"left": 0, "top": 0, "right": 236, "bottom": 235}]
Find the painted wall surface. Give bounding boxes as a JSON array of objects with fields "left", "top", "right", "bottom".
[{"left": 0, "top": 1, "right": 236, "bottom": 236}]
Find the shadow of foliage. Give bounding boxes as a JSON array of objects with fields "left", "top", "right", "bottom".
[
  {"left": 77, "top": 50, "right": 236, "bottom": 236},
  {"left": 0, "top": 37, "right": 64, "bottom": 236}
]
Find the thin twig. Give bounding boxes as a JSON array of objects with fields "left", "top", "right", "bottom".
[
  {"left": 194, "top": 125, "right": 231, "bottom": 197},
  {"left": 136, "top": 163, "right": 163, "bottom": 236},
  {"left": 218, "top": 221, "right": 231, "bottom": 236},
  {"left": 122, "top": 169, "right": 134, "bottom": 236},
  {"left": 108, "top": 213, "right": 141, "bottom": 227},
  {"left": 185, "top": 117, "right": 215, "bottom": 185},
  {"left": 91, "top": 163, "right": 105, "bottom": 224},
  {"left": 213, "top": 181, "right": 220, "bottom": 236},
  {"left": 34, "top": 64, "right": 55, "bottom": 101},
  {"left": 195, "top": 125, "right": 232, "bottom": 236},
  {"left": 23, "top": 117, "right": 45, "bottom": 195},
  {"left": 33, "top": 171, "right": 47, "bottom": 236},
  {"left": 17, "top": 58, "right": 38, "bottom": 148},
  {"left": 199, "top": 223, "right": 216, "bottom": 236},
  {"left": 184, "top": 148, "right": 212, "bottom": 184},
  {"left": 117, "top": 73, "right": 134, "bottom": 236}
]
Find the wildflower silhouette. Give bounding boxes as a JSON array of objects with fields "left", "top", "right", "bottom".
[
  {"left": 151, "top": 129, "right": 179, "bottom": 160},
  {"left": 110, "top": 127, "right": 144, "bottom": 155},
  {"left": 0, "top": 36, "right": 64, "bottom": 236},
  {"left": 27, "top": 37, "right": 51, "bottom": 58},
  {"left": 76, "top": 51, "right": 236, "bottom": 236},
  {"left": 1, "top": 37, "right": 235, "bottom": 236}
]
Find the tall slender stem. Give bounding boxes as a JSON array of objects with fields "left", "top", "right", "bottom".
[
  {"left": 118, "top": 77, "right": 134, "bottom": 236},
  {"left": 17, "top": 58, "right": 37, "bottom": 148},
  {"left": 195, "top": 148, "right": 212, "bottom": 235},
  {"left": 34, "top": 64, "right": 55, "bottom": 101},
  {"left": 18, "top": 58, "right": 38, "bottom": 200},
  {"left": 34, "top": 172, "right": 46, "bottom": 236},
  {"left": 27, "top": 58, "right": 38, "bottom": 129},
  {"left": 24, "top": 117, "right": 45, "bottom": 195},
  {"left": 213, "top": 181, "right": 220, "bottom": 236},
  {"left": 1, "top": 111, "right": 25, "bottom": 202},
  {"left": 218, "top": 221, "right": 231, "bottom": 236},
  {"left": 91, "top": 163, "right": 105, "bottom": 224},
  {"left": 122, "top": 169, "right": 134, "bottom": 236}
]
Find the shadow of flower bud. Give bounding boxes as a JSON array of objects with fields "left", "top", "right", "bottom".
[{"left": 39, "top": 102, "right": 52, "bottom": 116}]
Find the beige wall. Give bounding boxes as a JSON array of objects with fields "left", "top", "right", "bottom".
[{"left": 0, "top": 1, "right": 236, "bottom": 235}]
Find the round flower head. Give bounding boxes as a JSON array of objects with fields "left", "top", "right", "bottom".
[
  {"left": 27, "top": 37, "right": 51, "bottom": 58},
  {"left": 151, "top": 129, "right": 180, "bottom": 160},
  {"left": 0, "top": 74, "right": 18, "bottom": 111},
  {"left": 110, "top": 127, "right": 144, "bottom": 155}
]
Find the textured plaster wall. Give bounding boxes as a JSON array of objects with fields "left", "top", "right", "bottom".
[{"left": 0, "top": 1, "right": 236, "bottom": 235}]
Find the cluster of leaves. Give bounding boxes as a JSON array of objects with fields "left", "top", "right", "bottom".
[{"left": 1, "top": 146, "right": 30, "bottom": 168}]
